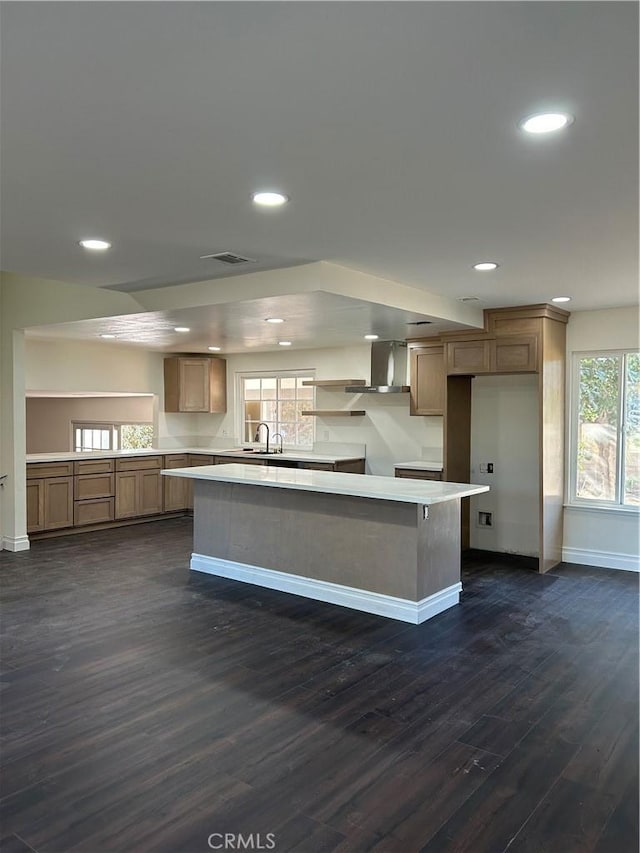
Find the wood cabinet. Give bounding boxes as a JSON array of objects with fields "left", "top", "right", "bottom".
[
  {"left": 409, "top": 344, "right": 445, "bottom": 415},
  {"left": 395, "top": 467, "right": 442, "bottom": 481},
  {"left": 492, "top": 335, "right": 538, "bottom": 373},
  {"left": 71, "top": 458, "right": 117, "bottom": 527},
  {"left": 115, "top": 456, "right": 163, "bottom": 519},
  {"left": 26, "top": 463, "right": 74, "bottom": 533},
  {"left": 164, "top": 356, "right": 226, "bottom": 413},
  {"left": 446, "top": 340, "right": 492, "bottom": 375},
  {"left": 163, "top": 454, "right": 190, "bottom": 511}
]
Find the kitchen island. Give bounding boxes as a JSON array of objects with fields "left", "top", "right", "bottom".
[{"left": 163, "top": 463, "right": 489, "bottom": 624}]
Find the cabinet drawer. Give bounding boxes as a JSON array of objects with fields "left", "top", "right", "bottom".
[
  {"left": 189, "top": 454, "right": 215, "bottom": 466},
  {"left": 74, "top": 459, "right": 114, "bottom": 475},
  {"left": 163, "top": 454, "right": 190, "bottom": 468},
  {"left": 216, "top": 455, "right": 266, "bottom": 466},
  {"left": 75, "top": 472, "right": 115, "bottom": 500},
  {"left": 395, "top": 468, "right": 443, "bottom": 481},
  {"left": 299, "top": 461, "right": 334, "bottom": 471},
  {"left": 74, "top": 497, "right": 115, "bottom": 526},
  {"left": 27, "top": 461, "right": 73, "bottom": 479},
  {"left": 115, "top": 456, "right": 162, "bottom": 472}
]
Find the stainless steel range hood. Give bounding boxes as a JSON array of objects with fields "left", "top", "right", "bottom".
[{"left": 346, "top": 340, "right": 410, "bottom": 393}]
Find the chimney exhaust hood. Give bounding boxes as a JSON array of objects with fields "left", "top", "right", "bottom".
[{"left": 345, "top": 340, "right": 410, "bottom": 393}]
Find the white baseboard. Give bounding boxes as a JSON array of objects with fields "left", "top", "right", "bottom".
[
  {"left": 562, "top": 547, "right": 639, "bottom": 573},
  {"left": 190, "top": 553, "right": 461, "bottom": 624},
  {"left": 2, "top": 535, "right": 30, "bottom": 552}
]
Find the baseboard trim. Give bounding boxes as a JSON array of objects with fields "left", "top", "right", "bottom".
[
  {"left": 2, "top": 535, "right": 30, "bottom": 552},
  {"left": 562, "top": 547, "right": 639, "bottom": 573},
  {"left": 190, "top": 553, "right": 461, "bottom": 624}
]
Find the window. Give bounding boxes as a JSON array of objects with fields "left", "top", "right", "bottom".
[
  {"left": 73, "top": 422, "right": 154, "bottom": 452},
  {"left": 571, "top": 351, "right": 639, "bottom": 507},
  {"left": 238, "top": 372, "right": 315, "bottom": 448}
]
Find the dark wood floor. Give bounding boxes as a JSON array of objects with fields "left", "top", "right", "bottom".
[{"left": 0, "top": 518, "right": 637, "bottom": 853}]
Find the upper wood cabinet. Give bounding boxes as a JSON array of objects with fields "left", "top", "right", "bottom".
[
  {"left": 409, "top": 345, "right": 445, "bottom": 415},
  {"left": 492, "top": 335, "right": 538, "bottom": 373},
  {"left": 164, "top": 356, "right": 227, "bottom": 413},
  {"left": 445, "top": 335, "right": 539, "bottom": 375},
  {"left": 446, "top": 340, "right": 492, "bottom": 375}
]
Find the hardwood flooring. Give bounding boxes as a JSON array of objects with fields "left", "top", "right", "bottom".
[{"left": 0, "top": 518, "right": 637, "bottom": 852}]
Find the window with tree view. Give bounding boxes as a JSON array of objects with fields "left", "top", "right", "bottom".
[
  {"left": 574, "top": 352, "right": 639, "bottom": 506},
  {"left": 240, "top": 373, "right": 314, "bottom": 448}
]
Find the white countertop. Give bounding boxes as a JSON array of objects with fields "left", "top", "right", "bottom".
[
  {"left": 26, "top": 448, "right": 365, "bottom": 464},
  {"left": 163, "top": 463, "right": 489, "bottom": 505},
  {"left": 394, "top": 460, "right": 444, "bottom": 472}
]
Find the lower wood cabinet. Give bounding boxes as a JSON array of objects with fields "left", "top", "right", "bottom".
[
  {"left": 115, "top": 469, "right": 163, "bottom": 519},
  {"left": 395, "top": 468, "right": 443, "bottom": 481},
  {"left": 163, "top": 454, "right": 190, "bottom": 511},
  {"left": 27, "top": 463, "right": 74, "bottom": 533},
  {"left": 26, "top": 477, "right": 74, "bottom": 532}
]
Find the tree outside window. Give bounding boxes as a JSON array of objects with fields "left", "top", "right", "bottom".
[{"left": 575, "top": 352, "right": 639, "bottom": 506}]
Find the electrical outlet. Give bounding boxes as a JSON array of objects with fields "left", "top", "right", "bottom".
[
  {"left": 478, "top": 511, "right": 493, "bottom": 527},
  {"left": 487, "top": 463, "right": 494, "bottom": 474},
  {"left": 222, "top": 430, "right": 228, "bottom": 437}
]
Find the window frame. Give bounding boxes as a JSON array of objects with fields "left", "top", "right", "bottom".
[
  {"left": 568, "top": 349, "right": 639, "bottom": 512},
  {"left": 235, "top": 369, "right": 316, "bottom": 450},
  {"left": 71, "top": 420, "right": 154, "bottom": 453}
]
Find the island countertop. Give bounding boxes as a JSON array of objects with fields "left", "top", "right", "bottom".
[{"left": 163, "top": 463, "right": 488, "bottom": 505}]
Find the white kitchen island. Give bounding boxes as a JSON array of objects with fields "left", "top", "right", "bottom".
[{"left": 162, "top": 463, "right": 489, "bottom": 624}]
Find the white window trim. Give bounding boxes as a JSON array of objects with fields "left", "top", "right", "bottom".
[
  {"left": 234, "top": 368, "right": 316, "bottom": 450},
  {"left": 568, "top": 349, "right": 639, "bottom": 513},
  {"left": 71, "top": 419, "right": 153, "bottom": 452}
]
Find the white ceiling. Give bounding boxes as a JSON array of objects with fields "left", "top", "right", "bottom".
[{"left": 2, "top": 2, "right": 638, "bottom": 347}]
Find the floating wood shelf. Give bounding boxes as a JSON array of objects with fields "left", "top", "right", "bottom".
[
  {"left": 302, "top": 410, "right": 366, "bottom": 417},
  {"left": 301, "top": 379, "right": 366, "bottom": 387}
]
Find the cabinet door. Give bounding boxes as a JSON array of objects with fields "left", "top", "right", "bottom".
[
  {"left": 115, "top": 471, "right": 138, "bottom": 519},
  {"left": 43, "top": 477, "right": 74, "bottom": 530},
  {"left": 446, "top": 340, "right": 492, "bottom": 375},
  {"left": 491, "top": 336, "right": 538, "bottom": 373},
  {"left": 26, "top": 479, "right": 45, "bottom": 532},
  {"left": 138, "top": 470, "right": 163, "bottom": 516},
  {"left": 163, "top": 455, "right": 190, "bottom": 512},
  {"left": 179, "top": 359, "right": 210, "bottom": 412},
  {"left": 410, "top": 346, "right": 445, "bottom": 415}
]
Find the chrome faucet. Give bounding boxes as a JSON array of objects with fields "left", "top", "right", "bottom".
[
  {"left": 254, "top": 422, "right": 270, "bottom": 453},
  {"left": 272, "top": 432, "right": 284, "bottom": 454}
]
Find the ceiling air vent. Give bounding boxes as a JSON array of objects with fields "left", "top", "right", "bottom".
[
  {"left": 457, "top": 296, "right": 482, "bottom": 303},
  {"left": 406, "top": 320, "right": 432, "bottom": 326},
  {"left": 199, "top": 252, "right": 256, "bottom": 265}
]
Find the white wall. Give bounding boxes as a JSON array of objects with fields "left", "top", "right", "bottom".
[
  {"left": 26, "top": 396, "right": 154, "bottom": 453},
  {"left": 24, "top": 338, "right": 201, "bottom": 450},
  {"left": 469, "top": 375, "right": 539, "bottom": 557},
  {"left": 191, "top": 345, "right": 443, "bottom": 475},
  {"left": 563, "top": 307, "right": 640, "bottom": 570}
]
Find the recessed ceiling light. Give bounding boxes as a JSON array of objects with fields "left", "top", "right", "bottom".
[
  {"left": 252, "top": 191, "right": 288, "bottom": 207},
  {"left": 551, "top": 296, "right": 572, "bottom": 303},
  {"left": 473, "top": 262, "right": 499, "bottom": 271},
  {"left": 208, "top": 346, "right": 221, "bottom": 351},
  {"left": 99, "top": 334, "right": 116, "bottom": 339},
  {"left": 79, "top": 238, "right": 111, "bottom": 250},
  {"left": 519, "top": 113, "right": 573, "bottom": 134},
  {"left": 278, "top": 341, "right": 292, "bottom": 346},
  {"left": 266, "top": 318, "right": 284, "bottom": 324},
  {"left": 364, "top": 334, "right": 379, "bottom": 340},
  {"left": 174, "top": 327, "right": 190, "bottom": 333}
]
